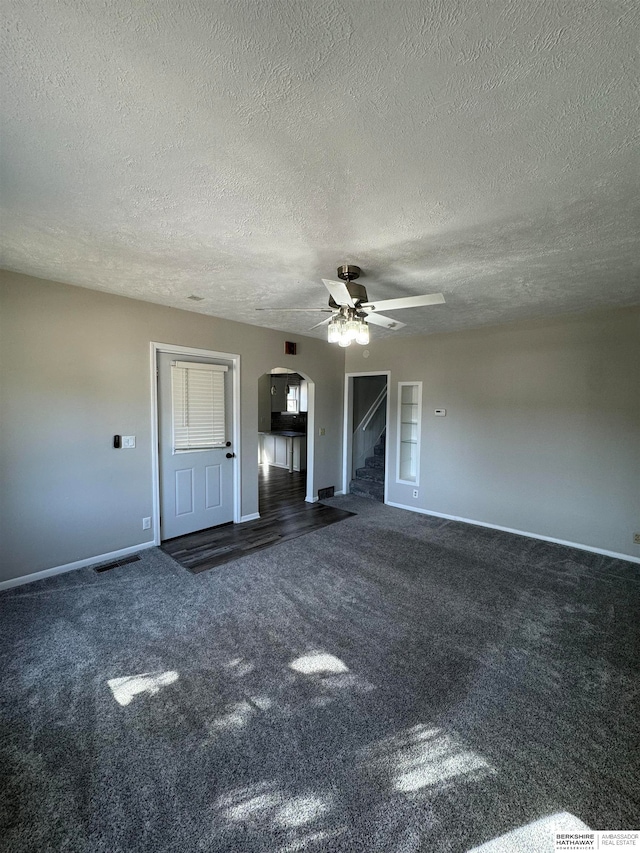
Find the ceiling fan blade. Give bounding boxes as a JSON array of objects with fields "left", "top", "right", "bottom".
[
  {"left": 309, "top": 316, "right": 334, "bottom": 330},
  {"left": 322, "top": 279, "right": 356, "bottom": 307},
  {"left": 361, "top": 293, "right": 445, "bottom": 312},
  {"left": 255, "top": 308, "right": 332, "bottom": 312},
  {"left": 363, "top": 312, "right": 406, "bottom": 330}
]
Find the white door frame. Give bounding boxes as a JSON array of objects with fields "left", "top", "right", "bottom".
[
  {"left": 342, "top": 371, "right": 391, "bottom": 504},
  {"left": 150, "top": 342, "right": 241, "bottom": 544},
  {"left": 304, "top": 378, "right": 315, "bottom": 503}
]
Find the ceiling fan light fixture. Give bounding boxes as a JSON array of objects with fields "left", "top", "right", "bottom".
[
  {"left": 328, "top": 308, "right": 370, "bottom": 347},
  {"left": 346, "top": 316, "right": 361, "bottom": 342},
  {"left": 338, "top": 320, "right": 352, "bottom": 347},
  {"left": 327, "top": 315, "right": 342, "bottom": 343},
  {"left": 355, "top": 321, "right": 369, "bottom": 345}
]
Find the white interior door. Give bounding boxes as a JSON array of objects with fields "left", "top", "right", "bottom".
[{"left": 158, "top": 352, "right": 234, "bottom": 540}]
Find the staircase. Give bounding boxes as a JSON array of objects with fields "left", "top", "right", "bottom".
[{"left": 349, "top": 430, "right": 385, "bottom": 502}]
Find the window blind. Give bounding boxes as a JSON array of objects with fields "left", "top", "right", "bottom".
[{"left": 171, "top": 361, "right": 228, "bottom": 451}]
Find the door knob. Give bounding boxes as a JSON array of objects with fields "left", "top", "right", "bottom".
[
  {"left": 226, "top": 452, "right": 236, "bottom": 458},
  {"left": 225, "top": 441, "right": 231, "bottom": 447}
]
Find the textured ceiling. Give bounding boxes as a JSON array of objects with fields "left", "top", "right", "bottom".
[{"left": 2, "top": 0, "right": 639, "bottom": 340}]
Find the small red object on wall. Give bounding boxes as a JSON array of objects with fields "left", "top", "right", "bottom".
[{"left": 285, "top": 341, "right": 297, "bottom": 355}]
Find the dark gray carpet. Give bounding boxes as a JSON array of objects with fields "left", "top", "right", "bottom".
[{"left": 1, "top": 496, "right": 639, "bottom": 853}]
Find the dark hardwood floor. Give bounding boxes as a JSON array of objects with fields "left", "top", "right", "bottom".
[
  {"left": 258, "top": 465, "right": 307, "bottom": 513},
  {"left": 162, "top": 464, "right": 355, "bottom": 574}
]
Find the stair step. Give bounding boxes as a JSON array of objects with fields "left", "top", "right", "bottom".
[
  {"left": 356, "top": 466, "right": 385, "bottom": 483},
  {"left": 365, "top": 454, "right": 384, "bottom": 469},
  {"left": 349, "top": 478, "right": 384, "bottom": 502},
  {"left": 373, "top": 443, "right": 385, "bottom": 457}
]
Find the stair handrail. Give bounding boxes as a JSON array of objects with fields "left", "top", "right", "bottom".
[{"left": 357, "top": 386, "right": 387, "bottom": 433}]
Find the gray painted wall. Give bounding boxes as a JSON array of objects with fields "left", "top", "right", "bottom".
[
  {"left": 346, "top": 306, "right": 640, "bottom": 560},
  {"left": 2, "top": 269, "right": 638, "bottom": 583},
  {"left": 0, "top": 271, "right": 345, "bottom": 582}
]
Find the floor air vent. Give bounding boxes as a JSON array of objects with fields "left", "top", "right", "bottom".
[
  {"left": 318, "top": 486, "right": 335, "bottom": 500},
  {"left": 94, "top": 554, "right": 141, "bottom": 573}
]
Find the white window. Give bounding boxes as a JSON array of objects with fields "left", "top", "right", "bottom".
[
  {"left": 171, "top": 361, "right": 228, "bottom": 451},
  {"left": 286, "top": 384, "right": 300, "bottom": 413},
  {"left": 397, "top": 382, "right": 422, "bottom": 484}
]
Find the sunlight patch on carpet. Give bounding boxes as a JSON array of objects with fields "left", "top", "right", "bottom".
[
  {"left": 217, "top": 782, "right": 335, "bottom": 842},
  {"left": 222, "top": 788, "right": 281, "bottom": 822},
  {"left": 278, "top": 828, "right": 346, "bottom": 853},
  {"left": 321, "top": 672, "right": 375, "bottom": 692},
  {"left": 467, "top": 811, "right": 592, "bottom": 852},
  {"left": 273, "top": 794, "right": 332, "bottom": 828},
  {"left": 225, "top": 657, "right": 255, "bottom": 677},
  {"left": 289, "top": 651, "right": 375, "bottom": 696},
  {"left": 361, "top": 723, "right": 495, "bottom": 794},
  {"left": 209, "top": 700, "right": 255, "bottom": 732},
  {"left": 289, "top": 652, "right": 349, "bottom": 675},
  {"left": 107, "top": 670, "right": 179, "bottom": 706},
  {"left": 207, "top": 695, "right": 274, "bottom": 737}
]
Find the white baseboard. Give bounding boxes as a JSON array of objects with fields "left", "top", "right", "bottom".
[
  {"left": 0, "top": 540, "right": 157, "bottom": 592},
  {"left": 305, "top": 495, "right": 318, "bottom": 503},
  {"left": 385, "top": 501, "right": 640, "bottom": 565},
  {"left": 334, "top": 490, "right": 346, "bottom": 496},
  {"left": 240, "top": 512, "right": 260, "bottom": 523}
]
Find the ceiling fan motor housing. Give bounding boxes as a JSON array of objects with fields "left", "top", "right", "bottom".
[
  {"left": 328, "top": 281, "right": 368, "bottom": 309},
  {"left": 329, "top": 265, "right": 368, "bottom": 309},
  {"left": 337, "top": 264, "right": 361, "bottom": 282}
]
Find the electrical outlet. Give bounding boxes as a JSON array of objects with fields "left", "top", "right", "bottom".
[
  {"left": 142, "top": 517, "right": 151, "bottom": 530},
  {"left": 122, "top": 435, "right": 136, "bottom": 448},
  {"left": 412, "top": 489, "right": 419, "bottom": 498},
  {"left": 634, "top": 532, "right": 640, "bottom": 545},
  {"left": 318, "top": 427, "right": 325, "bottom": 436}
]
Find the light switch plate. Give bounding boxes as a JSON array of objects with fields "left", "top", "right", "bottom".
[
  {"left": 434, "top": 409, "right": 446, "bottom": 417},
  {"left": 122, "top": 435, "right": 136, "bottom": 448}
]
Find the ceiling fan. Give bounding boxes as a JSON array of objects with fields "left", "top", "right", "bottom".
[{"left": 256, "top": 264, "right": 445, "bottom": 346}]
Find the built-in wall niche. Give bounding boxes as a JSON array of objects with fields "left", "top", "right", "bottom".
[{"left": 397, "top": 382, "right": 422, "bottom": 484}]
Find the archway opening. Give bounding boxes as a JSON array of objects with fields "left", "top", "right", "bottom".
[{"left": 258, "top": 367, "right": 315, "bottom": 515}]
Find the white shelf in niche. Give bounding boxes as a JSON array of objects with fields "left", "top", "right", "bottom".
[{"left": 397, "top": 382, "right": 422, "bottom": 485}]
